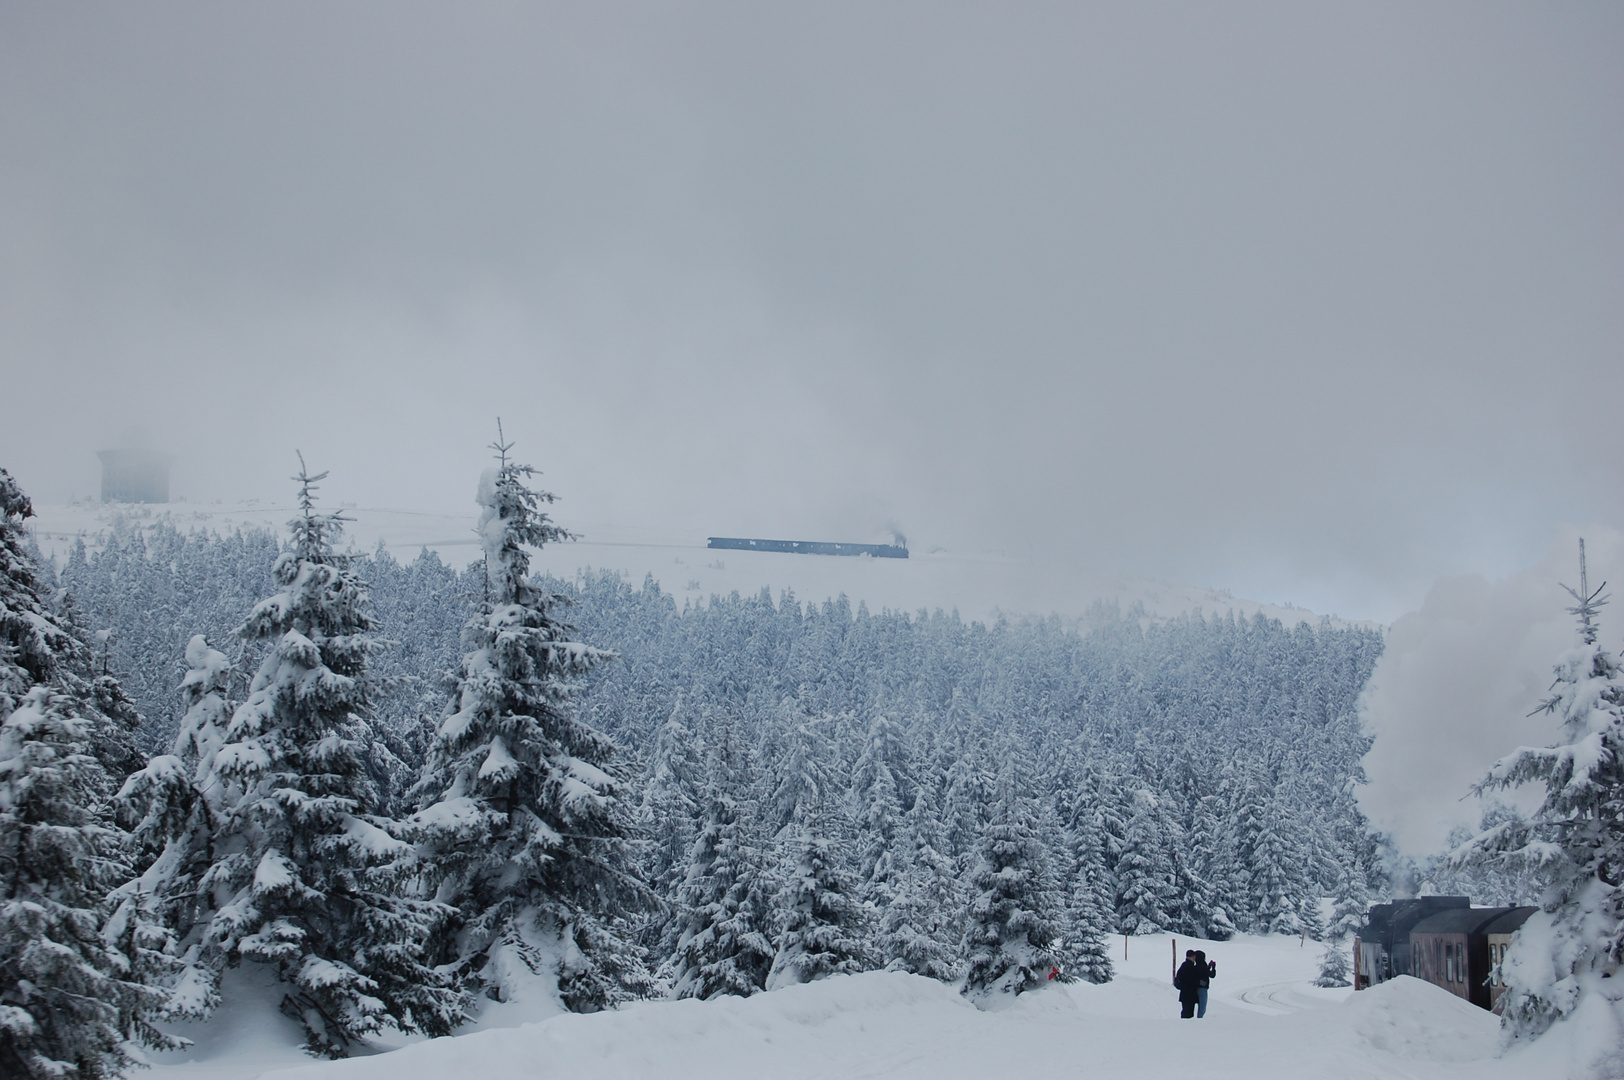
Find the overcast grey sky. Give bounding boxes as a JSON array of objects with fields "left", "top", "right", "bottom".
[{"left": 2, "top": 2, "right": 1619, "bottom": 622}]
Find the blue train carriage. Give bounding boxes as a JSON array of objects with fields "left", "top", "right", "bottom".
[{"left": 706, "top": 537, "right": 909, "bottom": 559}]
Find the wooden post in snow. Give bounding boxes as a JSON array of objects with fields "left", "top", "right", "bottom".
[{"left": 1124, "top": 932, "right": 1129, "bottom": 961}]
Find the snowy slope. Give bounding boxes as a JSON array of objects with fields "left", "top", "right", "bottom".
[
  {"left": 136, "top": 932, "right": 1602, "bottom": 1080},
  {"left": 25, "top": 501, "right": 1361, "bottom": 628}
]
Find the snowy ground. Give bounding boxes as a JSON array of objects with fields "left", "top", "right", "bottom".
[
  {"left": 136, "top": 933, "right": 1605, "bottom": 1080},
  {"left": 27, "top": 500, "right": 1362, "bottom": 628}
]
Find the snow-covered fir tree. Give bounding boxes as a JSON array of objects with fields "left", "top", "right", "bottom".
[
  {"left": 765, "top": 825, "right": 868, "bottom": 990},
  {"left": 877, "top": 780, "right": 962, "bottom": 982},
  {"left": 941, "top": 732, "right": 992, "bottom": 868},
  {"left": 1315, "top": 940, "right": 1352, "bottom": 987},
  {"left": 1218, "top": 768, "right": 1270, "bottom": 932},
  {"left": 410, "top": 431, "right": 646, "bottom": 1013},
  {"left": 190, "top": 460, "right": 460, "bottom": 1056},
  {"left": 1426, "top": 806, "right": 1545, "bottom": 906},
  {"left": 1114, "top": 788, "right": 1176, "bottom": 935},
  {"left": 637, "top": 696, "right": 708, "bottom": 954},
  {"left": 669, "top": 716, "right": 776, "bottom": 999},
  {"left": 1053, "top": 800, "right": 1115, "bottom": 984},
  {"left": 1181, "top": 793, "right": 1237, "bottom": 940},
  {"left": 1326, "top": 862, "right": 1371, "bottom": 947},
  {"left": 850, "top": 713, "right": 912, "bottom": 824},
  {"left": 766, "top": 702, "right": 834, "bottom": 835},
  {"left": 854, "top": 751, "right": 905, "bottom": 911},
  {"left": 110, "top": 634, "right": 234, "bottom": 1019},
  {"left": 0, "top": 468, "right": 176, "bottom": 1079},
  {"left": 961, "top": 763, "right": 1063, "bottom": 1003},
  {"left": 1314, "top": 863, "right": 1363, "bottom": 987},
  {"left": 761, "top": 699, "right": 867, "bottom": 990},
  {"left": 1455, "top": 541, "right": 1624, "bottom": 1049},
  {"left": 1249, "top": 795, "right": 1316, "bottom": 938}
]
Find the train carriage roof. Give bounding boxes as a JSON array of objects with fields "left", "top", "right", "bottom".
[
  {"left": 1410, "top": 906, "right": 1522, "bottom": 936},
  {"left": 1480, "top": 907, "right": 1537, "bottom": 936}
]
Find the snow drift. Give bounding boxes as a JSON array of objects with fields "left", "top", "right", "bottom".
[{"left": 248, "top": 971, "right": 1528, "bottom": 1080}]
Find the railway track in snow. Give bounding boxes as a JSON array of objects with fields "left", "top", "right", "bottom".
[{"left": 1230, "top": 980, "right": 1339, "bottom": 1016}]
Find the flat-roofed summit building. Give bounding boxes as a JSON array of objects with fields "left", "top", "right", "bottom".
[{"left": 97, "top": 445, "right": 173, "bottom": 503}]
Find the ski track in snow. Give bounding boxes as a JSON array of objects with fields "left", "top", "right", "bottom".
[{"left": 136, "top": 933, "right": 1598, "bottom": 1080}]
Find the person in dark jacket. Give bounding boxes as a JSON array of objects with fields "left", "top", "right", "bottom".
[
  {"left": 1194, "top": 950, "right": 1214, "bottom": 1018},
  {"left": 1175, "top": 951, "right": 1201, "bottom": 1018}
]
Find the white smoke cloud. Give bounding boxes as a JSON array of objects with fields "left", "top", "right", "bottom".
[{"left": 1357, "top": 525, "right": 1624, "bottom": 854}]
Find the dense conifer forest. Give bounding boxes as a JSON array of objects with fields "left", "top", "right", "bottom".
[
  {"left": 4, "top": 453, "right": 1598, "bottom": 1078},
  {"left": 52, "top": 510, "right": 1391, "bottom": 985}
]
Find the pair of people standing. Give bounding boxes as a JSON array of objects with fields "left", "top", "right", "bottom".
[{"left": 1175, "top": 949, "right": 1216, "bottom": 1018}]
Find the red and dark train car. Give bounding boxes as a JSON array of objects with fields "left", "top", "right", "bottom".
[
  {"left": 1354, "top": 898, "right": 1535, "bottom": 1012},
  {"left": 1409, "top": 906, "right": 1535, "bottom": 1011}
]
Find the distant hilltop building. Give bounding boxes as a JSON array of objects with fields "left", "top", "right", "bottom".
[{"left": 98, "top": 440, "right": 173, "bottom": 503}]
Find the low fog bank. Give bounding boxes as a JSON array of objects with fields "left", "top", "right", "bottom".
[{"left": 1357, "top": 524, "right": 1624, "bottom": 855}]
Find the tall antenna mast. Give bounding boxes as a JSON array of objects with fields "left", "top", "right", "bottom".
[
  {"left": 1565, "top": 537, "right": 1607, "bottom": 646},
  {"left": 1580, "top": 537, "right": 1588, "bottom": 603}
]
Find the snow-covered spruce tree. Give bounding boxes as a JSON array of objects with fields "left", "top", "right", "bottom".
[
  {"left": 850, "top": 713, "right": 913, "bottom": 825},
  {"left": 1249, "top": 796, "right": 1316, "bottom": 937},
  {"left": 669, "top": 717, "right": 776, "bottom": 999},
  {"left": 1454, "top": 541, "right": 1624, "bottom": 1048},
  {"left": 941, "top": 737, "right": 993, "bottom": 869},
  {"left": 1114, "top": 788, "right": 1175, "bottom": 935},
  {"left": 766, "top": 703, "right": 834, "bottom": 834},
  {"left": 961, "top": 765, "right": 1062, "bottom": 1004},
  {"left": 108, "top": 634, "right": 234, "bottom": 1020},
  {"left": 411, "top": 431, "right": 647, "bottom": 1012},
  {"left": 766, "top": 822, "right": 868, "bottom": 990},
  {"left": 1326, "top": 862, "right": 1370, "bottom": 946},
  {"left": 1428, "top": 807, "right": 1545, "bottom": 906},
  {"left": 1313, "top": 863, "right": 1362, "bottom": 987},
  {"left": 764, "top": 705, "right": 868, "bottom": 990},
  {"left": 637, "top": 697, "right": 707, "bottom": 956},
  {"left": 194, "top": 460, "right": 460, "bottom": 1056},
  {"left": 1182, "top": 794, "right": 1237, "bottom": 941},
  {"left": 854, "top": 753, "right": 904, "bottom": 911},
  {"left": 877, "top": 780, "right": 962, "bottom": 982},
  {"left": 1315, "top": 940, "right": 1352, "bottom": 988},
  {"left": 0, "top": 468, "right": 177, "bottom": 1079},
  {"left": 1219, "top": 768, "right": 1270, "bottom": 931},
  {"left": 1055, "top": 802, "right": 1115, "bottom": 984}
]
